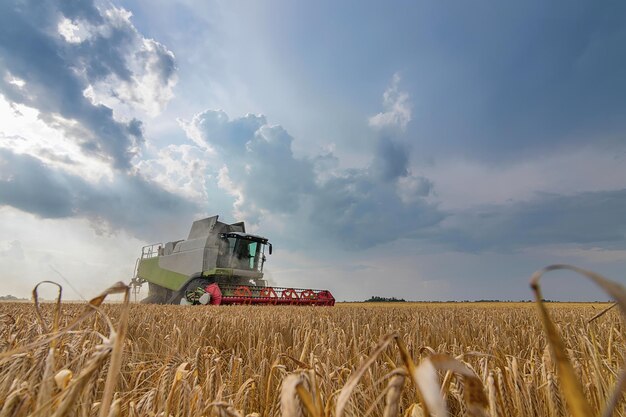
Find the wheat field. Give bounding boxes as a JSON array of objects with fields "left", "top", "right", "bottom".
[{"left": 0, "top": 274, "right": 624, "bottom": 417}]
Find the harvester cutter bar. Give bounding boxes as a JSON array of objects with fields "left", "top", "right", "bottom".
[{"left": 216, "top": 284, "right": 335, "bottom": 306}]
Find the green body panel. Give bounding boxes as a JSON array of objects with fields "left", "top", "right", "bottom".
[
  {"left": 137, "top": 257, "right": 189, "bottom": 291},
  {"left": 138, "top": 259, "right": 264, "bottom": 292},
  {"left": 203, "top": 268, "right": 233, "bottom": 277}
]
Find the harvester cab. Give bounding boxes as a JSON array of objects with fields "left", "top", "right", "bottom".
[{"left": 130, "top": 215, "right": 335, "bottom": 306}]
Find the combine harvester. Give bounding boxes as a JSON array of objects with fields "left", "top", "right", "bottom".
[{"left": 130, "top": 216, "right": 335, "bottom": 306}]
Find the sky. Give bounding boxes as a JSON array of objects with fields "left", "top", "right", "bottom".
[{"left": 1, "top": 0, "right": 625, "bottom": 301}]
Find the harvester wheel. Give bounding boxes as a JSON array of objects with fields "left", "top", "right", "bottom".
[{"left": 182, "top": 278, "right": 212, "bottom": 305}]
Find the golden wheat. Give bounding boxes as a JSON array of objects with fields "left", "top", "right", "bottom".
[{"left": 0, "top": 284, "right": 624, "bottom": 416}]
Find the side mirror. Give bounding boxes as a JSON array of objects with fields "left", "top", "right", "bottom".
[{"left": 269, "top": 243, "right": 273, "bottom": 255}]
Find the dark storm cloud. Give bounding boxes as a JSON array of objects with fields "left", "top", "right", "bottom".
[
  {"left": 0, "top": 150, "right": 75, "bottom": 218},
  {"left": 435, "top": 189, "right": 626, "bottom": 252},
  {"left": 371, "top": 137, "right": 409, "bottom": 181},
  {"left": 0, "top": 149, "right": 199, "bottom": 240},
  {"left": 0, "top": 0, "right": 176, "bottom": 169},
  {"left": 309, "top": 171, "right": 444, "bottom": 248}
]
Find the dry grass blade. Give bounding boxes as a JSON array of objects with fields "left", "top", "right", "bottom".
[
  {"left": 51, "top": 350, "right": 109, "bottom": 417},
  {"left": 34, "top": 348, "right": 56, "bottom": 412},
  {"left": 412, "top": 358, "right": 446, "bottom": 417},
  {"left": 32, "top": 281, "right": 62, "bottom": 334},
  {"left": 282, "top": 354, "right": 312, "bottom": 370},
  {"left": 602, "top": 368, "right": 626, "bottom": 417},
  {"left": 530, "top": 264, "right": 626, "bottom": 417},
  {"left": 486, "top": 372, "right": 498, "bottom": 417},
  {"left": 530, "top": 275, "right": 594, "bottom": 417},
  {"left": 531, "top": 264, "right": 626, "bottom": 319},
  {"left": 413, "top": 354, "right": 489, "bottom": 417},
  {"left": 88, "top": 281, "right": 130, "bottom": 308},
  {"left": 335, "top": 333, "right": 397, "bottom": 417},
  {"left": 99, "top": 282, "right": 130, "bottom": 417},
  {"left": 463, "top": 374, "right": 489, "bottom": 417},
  {"left": 295, "top": 382, "right": 321, "bottom": 417},
  {"left": 281, "top": 374, "right": 304, "bottom": 417},
  {"left": 106, "top": 398, "right": 121, "bottom": 417},
  {"left": 0, "top": 281, "right": 130, "bottom": 362},
  {"left": 0, "top": 383, "right": 30, "bottom": 417},
  {"left": 383, "top": 370, "right": 406, "bottom": 417},
  {"left": 206, "top": 402, "right": 244, "bottom": 417},
  {"left": 589, "top": 303, "right": 617, "bottom": 323},
  {"left": 264, "top": 359, "right": 282, "bottom": 415},
  {"left": 396, "top": 338, "right": 434, "bottom": 417}
]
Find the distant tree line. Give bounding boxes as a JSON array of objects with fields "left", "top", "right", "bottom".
[
  {"left": 364, "top": 296, "right": 406, "bottom": 302},
  {"left": 0, "top": 294, "right": 26, "bottom": 301},
  {"left": 359, "top": 297, "right": 607, "bottom": 303}
]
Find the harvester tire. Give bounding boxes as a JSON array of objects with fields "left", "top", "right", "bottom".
[{"left": 180, "top": 278, "right": 212, "bottom": 305}]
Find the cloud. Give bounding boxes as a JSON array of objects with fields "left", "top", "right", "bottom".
[
  {"left": 135, "top": 144, "right": 210, "bottom": 201},
  {"left": 396, "top": 175, "right": 434, "bottom": 204},
  {"left": 371, "top": 136, "right": 409, "bottom": 181},
  {"left": 182, "top": 109, "right": 443, "bottom": 248},
  {"left": 182, "top": 110, "right": 316, "bottom": 218},
  {"left": 80, "top": 8, "right": 177, "bottom": 118},
  {"left": 174, "top": 75, "right": 445, "bottom": 250},
  {"left": 309, "top": 170, "right": 443, "bottom": 248},
  {"left": 0, "top": 0, "right": 177, "bottom": 170},
  {"left": 0, "top": 149, "right": 199, "bottom": 241},
  {"left": 368, "top": 73, "right": 411, "bottom": 131},
  {"left": 179, "top": 110, "right": 626, "bottom": 252},
  {"left": 181, "top": 110, "right": 267, "bottom": 152}
]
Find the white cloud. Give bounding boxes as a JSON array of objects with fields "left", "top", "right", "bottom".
[
  {"left": 368, "top": 73, "right": 412, "bottom": 131},
  {"left": 135, "top": 144, "right": 209, "bottom": 200},
  {"left": 177, "top": 114, "right": 219, "bottom": 150},
  {"left": 78, "top": 8, "right": 178, "bottom": 119},
  {"left": 0, "top": 95, "right": 114, "bottom": 182},
  {"left": 216, "top": 165, "right": 259, "bottom": 222},
  {"left": 0, "top": 0, "right": 178, "bottom": 169},
  {"left": 57, "top": 18, "right": 87, "bottom": 43},
  {"left": 4, "top": 72, "right": 25, "bottom": 88}
]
